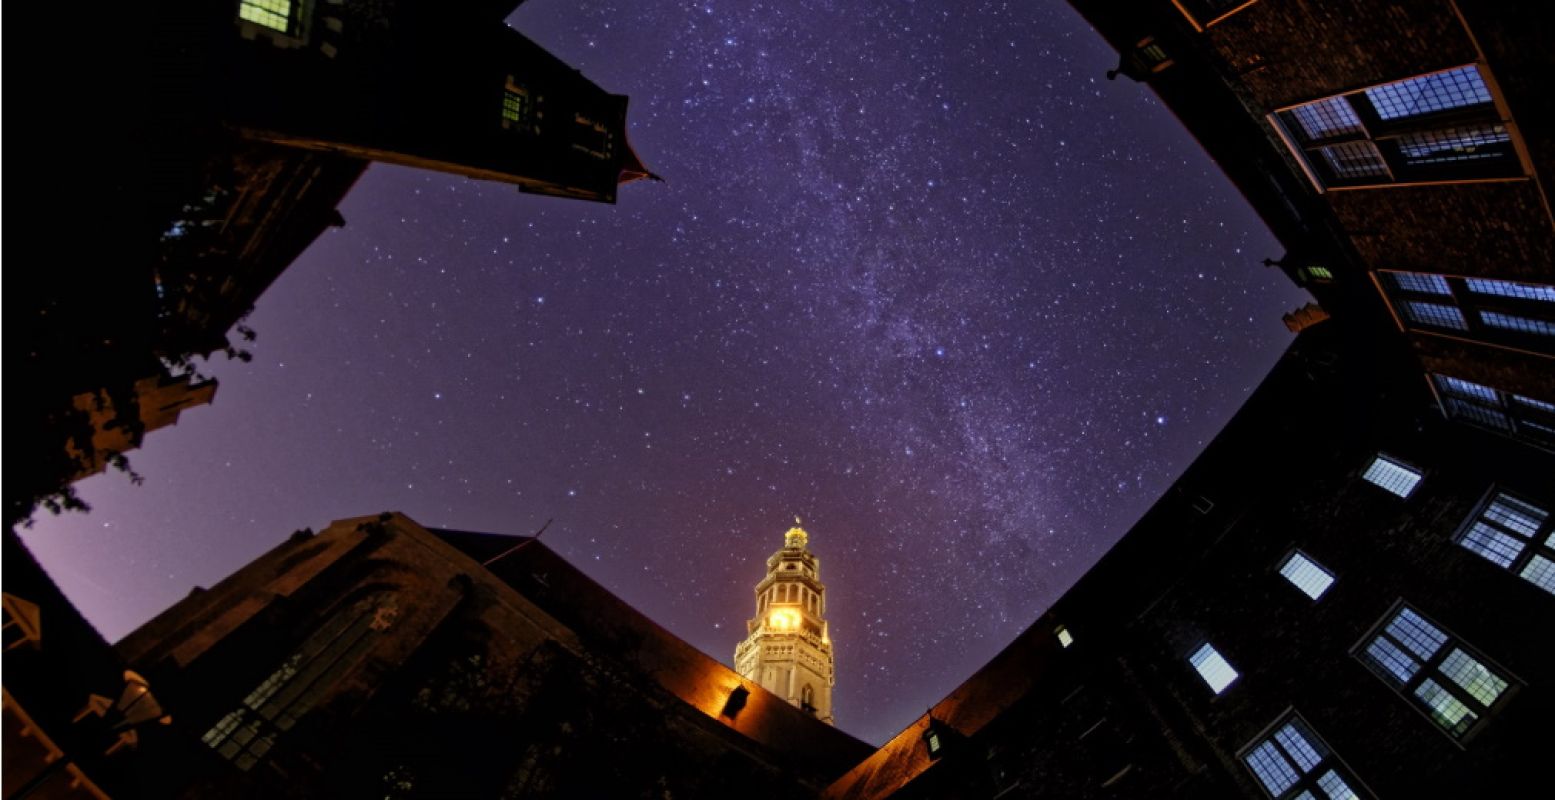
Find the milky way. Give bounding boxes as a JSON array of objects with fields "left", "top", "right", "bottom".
[{"left": 24, "top": 1, "right": 1308, "bottom": 745}]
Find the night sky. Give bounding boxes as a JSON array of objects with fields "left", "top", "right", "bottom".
[{"left": 24, "top": 1, "right": 1308, "bottom": 746}]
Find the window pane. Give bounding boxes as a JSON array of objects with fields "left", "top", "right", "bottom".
[
  {"left": 1440, "top": 648, "right": 1509, "bottom": 707},
  {"left": 1519, "top": 555, "right": 1555, "bottom": 595},
  {"left": 1513, "top": 394, "right": 1555, "bottom": 413},
  {"left": 1289, "top": 97, "right": 1365, "bottom": 141},
  {"left": 1464, "top": 278, "right": 1555, "bottom": 303},
  {"left": 1398, "top": 301, "right": 1467, "bottom": 331},
  {"left": 1444, "top": 398, "right": 1512, "bottom": 431},
  {"left": 1245, "top": 741, "right": 1301, "bottom": 796},
  {"left": 1279, "top": 552, "right": 1336, "bottom": 600},
  {"left": 1413, "top": 678, "right": 1478, "bottom": 736},
  {"left": 1318, "top": 142, "right": 1390, "bottom": 180},
  {"left": 1189, "top": 643, "right": 1239, "bottom": 694},
  {"left": 1480, "top": 311, "right": 1555, "bottom": 337},
  {"left": 1386, "top": 608, "right": 1447, "bottom": 661},
  {"left": 1364, "top": 66, "right": 1492, "bottom": 121},
  {"left": 239, "top": 0, "right": 293, "bottom": 33},
  {"left": 1484, "top": 494, "right": 1548, "bottom": 537},
  {"left": 1459, "top": 521, "right": 1528, "bottom": 567},
  {"left": 1433, "top": 374, "right": 1500, "bottom": 404},
  {"left": 1318, "top": 770, "right": 1361, "bottom": 800},
  {"left": 1361, "top": 456, "right": 1423, "bottom": 497},
  {"left": 1274, "top": 720, "right": 1326, "bottom": 772},
  {"left": 1396, "top": 124, "right": 1512, "bottom": 166},
  {"left": 1388, "top": 271, "right": 1452, "bottom": 296},
  {"left": 1364, "top": 636, "right": 1420, "bottom": 685}
]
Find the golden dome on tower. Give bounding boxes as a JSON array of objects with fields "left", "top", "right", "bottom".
[{"left": 785, "top": 516, "right": 809, "bottom": 548}]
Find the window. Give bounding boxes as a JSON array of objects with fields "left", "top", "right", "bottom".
[
  {"left": 1240, "top": 712, "right": 1369, "bottom": 800},
  {"left": 501, "top": 77, "right": 535, "bottom": 131},
  {"left": 1055, "top": 625, "right": 1074, "bottom": 648},
  {"left": 1189, "top": 643, "right": 1238, "bottom": 694},
  {"left": 1298, "top": 266, "right": 1334, "bottom": 284},
  {"left": 239, "top": 0, "right": 297, "bottom": 34},
  {"left": 1273, "top": 65, "right": 1521, "bottom": 189},
  {"left": 1361, "top": 454, "right": 1421, "bottom": 498},
  {"left": 1432, "top": 373, "right": 1555, "bottom": 451},
  {"left": 1278, "top": 551, "right": 1335, "bottom": 600},
  {"left": 201, "top": 595, "right": 395, "bottom": 770},
  {"left": 1456, "top": 490, "right": 1555, "bottom": 595},
  {"left": 1355, "top": 602, "right": 1517, "bottom": 740},
  {"left": 1379, "top": 271, "right": 1555, "bottom": 350}
]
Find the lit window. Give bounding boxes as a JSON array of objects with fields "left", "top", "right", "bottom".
[
  {"left": 239, "top": 0, "right": 296, "bottom": 34},
  {"left": 1361, "top": 455, "right": 1422, "bottom": 498},
  {"left": 1465, "top": 278, "right": 1555, "bottom": 303},
  {"left": 1379, "top": 271, "right": 1555, "bottom": 351},
  {"left": 1356, "top": 603, "right": 1517, "bottom": 740},
  {"left": 501, "top": 78, "right": 534, "bottom": 130},
  {"left": 1434, "top": 373, "right": 1555, "bottom": 450},
  {"left": 1055, "top": 625, "right": 1074, "bottom": 648},
  {"left": 1273, "top": 65, "right": 1519, "bottom": 188},
  {"left": 1479, "top": 311, "right": 1555, "bottom": 337},
  {"left": 1299, "top": 266, "right": 1334, "bottom": 283},
  {"left": 1189, "top": 643, "right": 1238, "bottom": 694},
  {"left": 1278, "top": 551, "right": 1335, "bottom": 600},
  {"left": 1289, "top": 96, "right": 1364, "bottom": 141},
  {"left": 1363, "top": 66, "right": 1493, "bottom": 121},
  {"left": 1398, "top": 301, "right": 1467, "bottom": 331},
  {"left": 1387, "top": 271, "right": 1451, "bottom": 296},
  {"left": 1241, "top": 713, "right": 1369, "bottom": 800},
  {"left": 1456, "top": 490, "right": 1555, "bottom": 595}
]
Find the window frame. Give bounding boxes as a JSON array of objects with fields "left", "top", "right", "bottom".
[
  {"left": 1236, "top": 709, "right": 1373, "bottom": 800},
  {"left": 1453, "top": 486, "right": 1555, "bottom": 595},
  {"left": 1171, "top": 0, "right": 1262, "bottom": 32},
  {"left": 1350, "top": 600, "right": 1520, "bottom": 745},
  {"left": 1267, "top": 64, "right": 1526, "bottom": 192}
]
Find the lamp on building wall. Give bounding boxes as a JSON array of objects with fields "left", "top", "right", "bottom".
[{"left": 113, "top": 671, "right": 170, "bottom": 730}]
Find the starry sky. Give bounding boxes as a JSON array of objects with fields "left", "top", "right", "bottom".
[{"left": 23, "top": 1, "right": 1308, "bottom": 746}]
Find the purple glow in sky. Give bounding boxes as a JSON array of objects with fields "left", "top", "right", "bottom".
[{"left": 23, "top": 1, "right": 1308, "bottom": 745}]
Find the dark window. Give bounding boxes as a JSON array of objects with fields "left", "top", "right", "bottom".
[
  {"left": 1354, "top": 602, "right": 1517, "bottom": 741},
  {"left": 1274, "top": 65, "right": 1520, "bottom": 188},
  {"left": 201, "top": 595, "right": 396, "bottom": 770},
  {"left": 1455, "top": 489, "right": 1555, "bottom": 595},
  {"left": 1240, "top": 712, "right": 1370, "bottom": 799}
]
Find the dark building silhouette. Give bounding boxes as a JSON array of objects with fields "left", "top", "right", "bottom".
[
  {"left": 8, "top": 0, "right": 652, "bottom": 526},
  {"left": 3, "top": 514, "right": 869, "bottom": 798}
]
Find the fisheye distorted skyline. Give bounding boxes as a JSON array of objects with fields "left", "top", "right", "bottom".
[{"left": 24, "top": 1, "right": 1308, "bottom": 745}]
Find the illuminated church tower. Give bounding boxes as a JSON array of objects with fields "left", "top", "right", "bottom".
[{"left": 734, "top": 519, "right": 835, "bottom": 724}]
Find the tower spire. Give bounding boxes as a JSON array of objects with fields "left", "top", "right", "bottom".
[{"left": 734, "top": 519, "right": 835, "bottom": 724}]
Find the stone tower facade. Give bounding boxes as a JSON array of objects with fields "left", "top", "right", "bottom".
[{"left": 734, "top": 519, "right": 835, "bottom": 724}]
